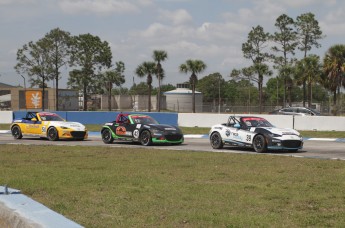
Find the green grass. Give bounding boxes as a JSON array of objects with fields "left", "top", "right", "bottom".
[
  {"left": 1, "top": 145, "right": 345, "bottom": 227},
  {"left": 1, "top": 123, "right": 344, "bottom": 138}
]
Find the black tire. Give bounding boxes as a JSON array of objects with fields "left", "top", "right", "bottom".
[
  {"left": 210, "top": 132, "right": 223, "bottom": 149},
  {"left": 47, "top": 127, "right": 59, "bottom": 141},
  {"left": 11, "top": 125, "right": 23, "bottom": 139},
  {"left": 253, "top": 134, "right": 267, "bottom": 153},
  {"left": 101, "top": 128, "right": 114, "bottom": 144},
  {"left": 140, "top": 130, "right": 152, "bottom": 146}
]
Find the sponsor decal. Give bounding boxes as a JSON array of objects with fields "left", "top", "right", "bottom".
[
  {"left": 133, "top": 129, "right": 140, "bottom": 138},
  {"left": 136, "top": 124, "right": 142, "bottom": 128},
  {"left": 105, "top": 123, "right": 113, "bottom": 126},
  {"left": 232, "top": 132, "right": 241, "bottom": 140},
  {"left": 164, "top": 127, "right": 176, "bottom": 131},
  {"left": 28, "top": 124, "right": 39, "bottom": 129},
  {"left": 40, "top": 112, "right": 58, "bottom": 116},
  {"left": 225, "top": 129, "right": 231, "bottom": 137},
  {"left": 115, "top": 126, "right": 127, "bottom": 135}
]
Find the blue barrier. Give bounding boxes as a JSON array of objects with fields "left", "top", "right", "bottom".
[{"left": 13, "top": 111, "right": 179, "bottom": 126}]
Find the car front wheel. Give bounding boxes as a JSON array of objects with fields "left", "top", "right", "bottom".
[
  {"left": 253, "top": 134, "right": 267, "bottom": 153},
  {"left": 11, "top": 125, "right": 23, "bottom": 139},
  {"left": 140, "top": 130, "right": 152, "bottom": 146},
  {"left": 210, "top": 132, "right": 223, "bottom": 149},
  {"left": 47, "top": 127, "right": 59, "bottom": 141},
  {"left": 102, "top": 128, "right": 114, "bottom": 144}
]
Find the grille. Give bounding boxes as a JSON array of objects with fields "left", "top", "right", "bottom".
[
  {"left": 282, "top": 140, "right": 302, "bottom": 148},
  {"left": 71, "top": 131, "right": 86, "bottom": 138},
  {"left": 165, "top": 134, "right": 183, "bottom": 141}
]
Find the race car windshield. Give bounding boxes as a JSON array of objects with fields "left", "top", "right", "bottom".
[
  {"left": 132, "top": 116, "right": 158, "bottom": 124},
  {"left": 40, "top": 114, "right": 65, "bottom": 121},
  {"left": 241, "top": 117, "right": 273, "bottom": 128}
]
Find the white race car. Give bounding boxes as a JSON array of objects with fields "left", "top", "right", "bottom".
[{"left": 209, "top": 116, "right": 303, "bottom": 153}]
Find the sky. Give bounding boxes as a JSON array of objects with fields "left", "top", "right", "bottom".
[{"left": 0, "top": 0, "right": 343, "bottom": 89}]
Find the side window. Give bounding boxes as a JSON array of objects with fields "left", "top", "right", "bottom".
[{"left": 228, "top": 118, "right": 235, "bottom": 127}]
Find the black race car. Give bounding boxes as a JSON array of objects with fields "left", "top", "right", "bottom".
[{"left": 101, "top": 113, "right": 184, "bottom": 146}]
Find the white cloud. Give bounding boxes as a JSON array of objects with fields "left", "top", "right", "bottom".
[
  {"left": 58, "top": 0, "right": 141, "bottom": 14},
  {"left": 274, "top": 0, "right": 337, "bottom": 8},
  {"left": 0, "top": 0, "right": 36, "bottom": 4},
  {"left": 158, "top": 9, "right": 192, "bottom": 25}
]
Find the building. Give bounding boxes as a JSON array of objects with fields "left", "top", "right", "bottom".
[
  {"left": 0, "top": 83, "right": 79, "bottom": 111},
  {"left": 164, "top": 83, "right": 203, "bottom": 112}
]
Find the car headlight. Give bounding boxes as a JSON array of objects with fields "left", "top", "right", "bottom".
[
  {"left": 269, "top": 133, "right": 282, "bottom": 138},
  {"left": 151, "top": 129, "right": 163, "bottom": 136}
]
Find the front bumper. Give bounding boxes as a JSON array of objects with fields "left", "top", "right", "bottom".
[{"left": 267, "top": 138, "right": 303, "bottom": 151}]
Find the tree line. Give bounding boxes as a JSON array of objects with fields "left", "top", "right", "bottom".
[{"left": 14, "top": 12, "right": 345, "bottom": 114}]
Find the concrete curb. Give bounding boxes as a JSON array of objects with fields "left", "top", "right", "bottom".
[{"left": 0, "top": 186, "right": 83, "bottom": 228}]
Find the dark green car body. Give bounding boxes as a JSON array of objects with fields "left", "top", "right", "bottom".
[{"left": 101, "top": 113, "right": 184, "bottom": 146}]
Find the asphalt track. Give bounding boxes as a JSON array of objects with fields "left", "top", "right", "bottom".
[{"left": 0, "top": 133, "right": 344, "bottom": 160}]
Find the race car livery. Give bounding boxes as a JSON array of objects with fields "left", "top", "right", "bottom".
[
  {"left": 101, "top": 113, "right": 184, "bottom": 146},
  {"left": 209, "top": 116, "right": 303, "bottom": 153},
  {"left": 10, "top": 112, "right": 88, "bottom": 141}
]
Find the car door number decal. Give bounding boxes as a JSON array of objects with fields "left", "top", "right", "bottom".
[
  {"left": 246, "top": 135, "right": 251, "bottom": 142},
  {"left": 133, "top": 129, "right": 139, "bottom": 138}
]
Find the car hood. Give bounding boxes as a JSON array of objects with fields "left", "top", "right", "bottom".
[
  {"left": 49, "top": 121, "right": 86, "bottom": 131},
  {"left": 146, "top": 124, "right": 181, "bottom": 132},
  {"left": 252, "top": 127, "right": 300, "bottom": 136}
]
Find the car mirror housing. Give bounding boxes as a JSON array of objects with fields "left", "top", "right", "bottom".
[
  {"left": 234, "top": 123, "right": 241, "bottom": 128},
  {"left": 31, "top": 118, "right": 37, "bottom": 122}
]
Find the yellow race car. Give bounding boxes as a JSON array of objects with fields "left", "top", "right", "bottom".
[{"left": 11, "top": 111, "right": 88, "bottom": 141}]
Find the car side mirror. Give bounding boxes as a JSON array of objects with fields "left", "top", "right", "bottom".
[
  {"left": 234, "top": 123, "right": 241, "bottom": 129},
  {"left": 31, "top": 118, "right": 37, "bottom": 122}
]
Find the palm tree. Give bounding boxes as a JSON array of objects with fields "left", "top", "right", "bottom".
[
  {"left": 135, "top": 61, "right": 156, "bottom": 112},
  {"left": 102, "top": 61, "right": 125, "bottom": 111},
  {"left": 179, "top": 59, "right": 207, "bottom": 113},
  {"left": 323, "top": 44, "right": 345, "bottom": 115},
  {"left": 295, "top": 55, "right": 322, "bottom": 108},
  {"left": 153, "top": 50, "right": 168, "bottom": 112}
]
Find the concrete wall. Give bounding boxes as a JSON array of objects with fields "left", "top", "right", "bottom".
[
  {"left": 1, "top": 111, "right": 345, "bottom": 131},
  {"left": 11, "top": 111, "right": 179, "bottom": 126},
  {"left": 177, "top": 113, "right": 345, "bottom": 131},
  {"left": 0, "top": 111, "right": 13, "bottom": 124}
]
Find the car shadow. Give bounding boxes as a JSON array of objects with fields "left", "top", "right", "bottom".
[{"left": 221, "top": 146, "right": 306, "bottom": 154}]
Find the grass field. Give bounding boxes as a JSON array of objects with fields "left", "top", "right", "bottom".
[{"left": 1, "top": 145, "right": 345, "bottom": 227}]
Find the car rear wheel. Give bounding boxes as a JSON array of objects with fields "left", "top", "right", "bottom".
[
  {"left": 140, "top": 130, "right": 152, "bottom": 146},
  {"left": 210, "top": 132, "right": 223, "bottom": 149},
  {"left": 102, "top": 128, "right": 114, "bottom": 144},
  {"left": 11, "top": 125, "right": 23, "bottom": 139},
  {"left": 253, "top": 134, "right": 267, "bottom": 153},
  {"left": 47, "top": 127, "right": 59, "bottom": 141}
]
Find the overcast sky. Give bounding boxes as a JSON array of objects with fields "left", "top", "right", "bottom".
[{"left": 0, "top": 0, "right": 343, "bottom": 89}]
